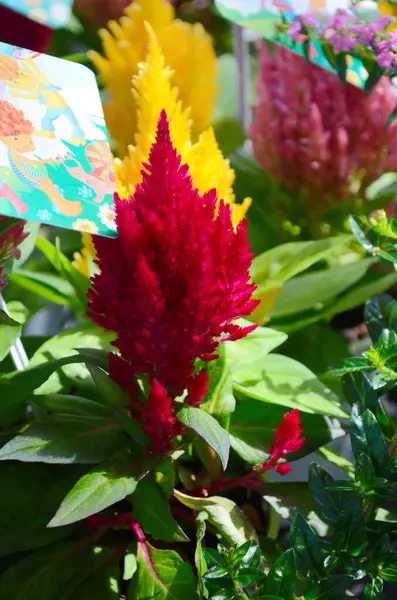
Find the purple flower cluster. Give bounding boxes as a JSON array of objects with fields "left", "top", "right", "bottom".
[{"left": 287, "top": 10, "right": 397, "bottom": 72}]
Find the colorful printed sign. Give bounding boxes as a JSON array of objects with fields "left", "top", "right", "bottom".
[
  {"left": 0, "top": 42, "right": 117, "bottom": 237},
  {"left": 1, "top": 0, "right": 73, "bottom": 29},
  {"left": 215, "top": 0, "right": 368, "bottom": 87}
]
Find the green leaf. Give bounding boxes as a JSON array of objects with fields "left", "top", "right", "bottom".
[
  {"left": 265, "top": 549, "right": 295, "bottom": 600},
  {"left": 304, "top": 575, "right": 354, "bottom": 599},
  {"left": 12, "top": 221, "right": 40, "bottom": 270},
  {"left": 155, "top": 458, "right": 176, "bottom": 498},
  {"left": 202, "top": 355, "right": 235, "bottom": 420},
  {"left": 251, "top": 236, "right": 352, "bottom": 287},
  {"left": 333, "top": 492, "right": 366, "bottom": 556},
  {"left": 365, "top": 576, "right": 384, "bottom": 599},
  {"left": 86, "top": 363, "right": 126, "bottom": 408},
  {"left": 8, "top": 270, "right": 76, "bottom": 308},
  {"left": 29, "top": 324, "right": 114, "bottom": 395},
  {"left": 269, "top": 258, "right": 374, "bottom": 318},
  {"left": 309, "top": 464, "right": 340, "bottom": 525},
  {"left": 86, "top": 363, "right": 149, "bottom": 445},
  {"left": 230, "top": 397, "right": 344, "bottom": 464},
  {"left": 33, "top": 393, "right": 112, "bottom": 417},
  {"left": 48, "top": 453, "right": 148, "bottom": 526},
  {"left": 262, "top": 482, "right": 325, "bottom": 535},
  {"left": 0, "top": 541, "right": 122, "bottom": 600},
  {"left": 132, "top": 476, "right": 189, "bottom": 542},
  {"left": 36, "top": 235, "right": 89, "bottom": 310},
  {"left": 233, "top": 354, "right": 347, "bottom": 418},
  {"left": 290, "top": 514, "right": 326, "bottom": 576},
  {"left": 365, "top": 294, "right": 397, "bottom": 345},
  {"left": 69, "top": 557, "right": 120, "bottom": 600},
  {"left": 364, "top": 65, "right": 384, "bottom": 95},
  {"left": 380, "top": 561, "right": 397, "bottom": 581},
  {"left": 281, "top": 323, "right": 348, "bottom": 376},
  {"left": 0, "top": 415, "right": 127, "bottom": 464},
  {"left": 213, "top": 53, "right": 256, "bottom": 122},
  {"left": 0, "top": 301, "right": 27, "bottom": 363},
  {"left": 0, "top": 463, "right": 81, "bottom": 557},
  {"left": 174, "top": 490, "right": 258, "bottom": 546},
  {"left": 195, "top": 512, "right": 208, "bottom": 600},
  {"left": 350, "top": 406, "right": 389, "bottom": 473},
  {"left": 334, "top": 52, "right": 347, "bottom": 82},
  {"left": 316, "top": 445, "right": 354, "bottom": 476},
  {"left": 331, "top": 272, "right": 397, "bottom": 318},
  {"left": 177, "top": 406, "right": 230, "bottom": 470},
  {"left": 225, "top": 322, "right": 287, "bottom": 373},
  {"left": 128, "top": 543, "right": 197, "bottom": 600},
  {"left": 0, "top": 354, "right": 89, "bottom": 425},
  {"left": 386, "top": 104, "right": 397, "bottom": 128}
]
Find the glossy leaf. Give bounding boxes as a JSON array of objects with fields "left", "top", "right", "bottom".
[
  {"left": 365, "top": 294, "right": 397, "bottom": 344},
  {"left": 350, "top": 406, "right": 389, "bottom": 473},
  {"left": 290, "top": 514, "right": 326, "bottom": 576},
  {"left": 309, "top": 464, "right": 340, "bottom": 525},
  {"left": 177, "top": 406, "right": 230, "bottom": 470},
  {"left": 265, "top": 549, "right": 295, "bottom": 600}
]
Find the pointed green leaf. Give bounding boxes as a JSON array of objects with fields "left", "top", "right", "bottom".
[
  {"left": 128, "top": 543, "right": 197, "bottom": 600},
  {"left": 49, "top": 453, "right": 148, "bottom": 527},
  {"left": 290, "top": 514, "right": 326, "bottom": 576},
  {"left": 174, "top": 490, "right": 258, "bottom": 546},
  {"left": 0, "top": 415, "right": 127, "bottom": 464},
  {"left": 265, "top": 549, "right": 295, "bottom": 600},
  {"left": 177, "top": 406, "right": 230, "bottom": 470},
  {"left": 132, "top": 476, "right": 189, "bottom": 542}
]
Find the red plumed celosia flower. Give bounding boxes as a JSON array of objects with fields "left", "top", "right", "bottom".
[
  {"left": 269, "top": 409, "right": 305, "bottom": 458},
  {"left": 0, "top": 216, "right": 28, "bottom": 288},
  {"left": 141, "top": 379, "right": 181, "bottom": 454},
  {"left": 88, "top": 110, "right": 258, "bottom": 396},
  {"left": 109, "top": 354, "right": 180, "bottom": 454}
]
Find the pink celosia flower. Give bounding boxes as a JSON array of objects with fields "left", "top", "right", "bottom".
[
  {"left": 88, "top": 111, "right": 258, "bottom": 397},
  {"left": 251, "top": 42, "right": 397, "bottom": 210},
  {"left": 0, "top": 216, "right": 27, "bottom": 288}
]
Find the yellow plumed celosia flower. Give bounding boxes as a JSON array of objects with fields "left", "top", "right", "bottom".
[
  {"left": 378, "top": 2, "right": 397, "bottom": 30},
  {"left": 115, "top": 24, "right": 251, "bottom": 229},
  {"left": 72, "top": 233, "right": 98, "bottom": 278},
  {"left": 89, "top": 0, "right": 216, "bottom": 157}
]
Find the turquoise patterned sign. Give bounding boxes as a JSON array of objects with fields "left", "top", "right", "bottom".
[
  {"left": 1, "top": 0, "right": 73, "bottom": 29},
  {"left": 0, "top": 43, "right": 116, "bottom": 237}
]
